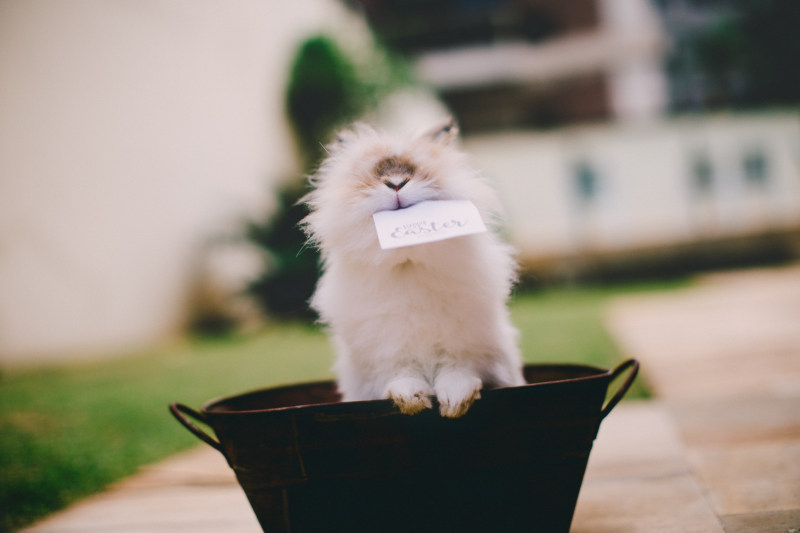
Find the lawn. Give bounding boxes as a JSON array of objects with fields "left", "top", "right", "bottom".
[{"left": 0, "top": 282, "right": 681, "bottom": 531}]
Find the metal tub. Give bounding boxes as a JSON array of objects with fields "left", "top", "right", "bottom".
[{"left": 171, "top": 359, "right": 638, "bottom": 532}]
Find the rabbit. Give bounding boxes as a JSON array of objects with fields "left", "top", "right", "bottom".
[{"left": 302, "top": 119, "right": 524, "bottom": 418}]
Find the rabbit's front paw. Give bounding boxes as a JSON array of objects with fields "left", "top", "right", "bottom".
[
  {"left": 386, "top": 377, "right": 433, "bottom": 415},
  {"left": 435, "top": 371, "right": 482, "bottom": 418}
]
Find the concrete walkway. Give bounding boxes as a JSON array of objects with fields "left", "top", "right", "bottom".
[
  {"left": 20, "top": 266, "right": 800, "bottom": 532},
  {"left": 596, "top": 265, "right": 800, "bottom": 532}
]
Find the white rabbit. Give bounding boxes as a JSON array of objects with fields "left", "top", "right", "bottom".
[{"left": 302, "top": 119, "right": 524, "bottom": 418}]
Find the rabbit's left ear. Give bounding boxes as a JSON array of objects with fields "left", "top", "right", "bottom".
[
  {"left": 333, "top": 127, "right": 356, "bottom": 146},
  {"left": 422, "top": 117, "right": 459, "bottom": 145}
]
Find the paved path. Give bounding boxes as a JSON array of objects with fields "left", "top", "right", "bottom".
[
  {"left": 20, "top": 265, "right": 800, "bottom": 532},
  {"left": 599, "top": 265, "right": 800, "bottom": 532}
]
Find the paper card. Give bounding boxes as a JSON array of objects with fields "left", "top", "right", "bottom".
[{"left": 372, "top": 200, "right": 487, "bottom": 250}]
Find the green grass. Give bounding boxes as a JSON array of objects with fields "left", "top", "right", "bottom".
[
  {"left": 0, "top": 282, "right": 684, "bottom": 531},
  {"left": 510, "top": 283, "right": 673, "bottom": 399},
  {"left": 0, "top": 324, "right": 336, "bottom": 532}
]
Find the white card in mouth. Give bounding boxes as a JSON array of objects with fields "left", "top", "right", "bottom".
[{"left": 372, "top": 200, "right": 487, "bottom": 250}]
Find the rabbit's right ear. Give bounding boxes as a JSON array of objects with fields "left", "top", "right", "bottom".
[{"left": 421, "top": 117, "right": 459, "bottom": 146}]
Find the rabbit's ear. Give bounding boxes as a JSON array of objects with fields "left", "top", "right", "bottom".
[
  {"left": 421, "top": 117, "right": 459, "bottom": 145},
  {"left": 329, "top": 122, "right": 376, "bottom": 151},
  {"left": 333, "top": 128, "right": 356, "bottom": 146}
]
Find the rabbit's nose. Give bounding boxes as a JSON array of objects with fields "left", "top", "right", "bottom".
[{"left": 385, "top": 177, "right": 409, "bottom": 191}]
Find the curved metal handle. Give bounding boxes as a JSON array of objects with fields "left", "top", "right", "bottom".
[
  {"left": 169, "top": 402, "right": 224, "bottom": 454},
  {"left": 600, "top": 359, "right": 639, "bottom": 420}
]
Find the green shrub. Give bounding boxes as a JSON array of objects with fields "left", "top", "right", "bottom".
[
  {"left": 286, "top": 35, "right": 366, "bottom": 162},
  {"left": 246, "top": 181, "right": 319, "bottom": 319},
  {"left": 247, "top": 34, "right": 411, "bottom": 320}
]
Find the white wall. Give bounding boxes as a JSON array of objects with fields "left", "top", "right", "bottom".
[
  {"left": 0, "top": 0, "right": 361, "bottom": 364},
  {"left": 464, "top": 112, "right": 800, "bottom": 266}
]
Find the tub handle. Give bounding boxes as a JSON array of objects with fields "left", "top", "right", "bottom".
[
  {"left": 600, "top": 359, "right": 639, "bottom": 420},
  {"left": 169, "top": 402, "right": 224, "bottom": 454}
]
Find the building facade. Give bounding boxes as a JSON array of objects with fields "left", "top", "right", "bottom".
[{"left": 465, "top": 112, "right": 800, "bottom": 280}]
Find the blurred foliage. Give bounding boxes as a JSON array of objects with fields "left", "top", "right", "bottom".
[
  {"left": 667, "top": 0, "right": 800, "bottom": 111},
  {"left": 286, "top": 35, "right": 365, "bottom": 163},
  {"left": 246, "top": 34, "right": 411, "bottom": 320},
  {"left": 738, "top": 0, "right": 800, "bottom": 107},
  {"left": 246, "top": 181, "right": 319, "bottom": 319}
]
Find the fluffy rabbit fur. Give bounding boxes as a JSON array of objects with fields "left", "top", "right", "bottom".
[{"left": 302, "top": 119, "right": 525, "bottom": 418}]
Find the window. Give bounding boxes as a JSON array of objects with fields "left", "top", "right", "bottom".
[
  {"left": 691, "top": 153, "right": 714, "bottom": 194},
  {"left": 743, "top": 149, "right": 769, "bottom": 187},
  {"left": 573, "top": 161, "right": 599, "bottom": 205}
]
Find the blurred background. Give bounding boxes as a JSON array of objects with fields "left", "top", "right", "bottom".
[
  {"left": 2, "top": 1, "right": 800, "bottom": 530},
  {"left": 2, "top": 0, "right": 799, "bottom": 365}
]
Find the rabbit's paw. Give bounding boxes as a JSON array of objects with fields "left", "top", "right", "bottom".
[
  {"left": 386, "top": 377, "right": 434, "bottom": 415},
  {"left": 435, "top": 371, "right": 482, "bottom": 418}
]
